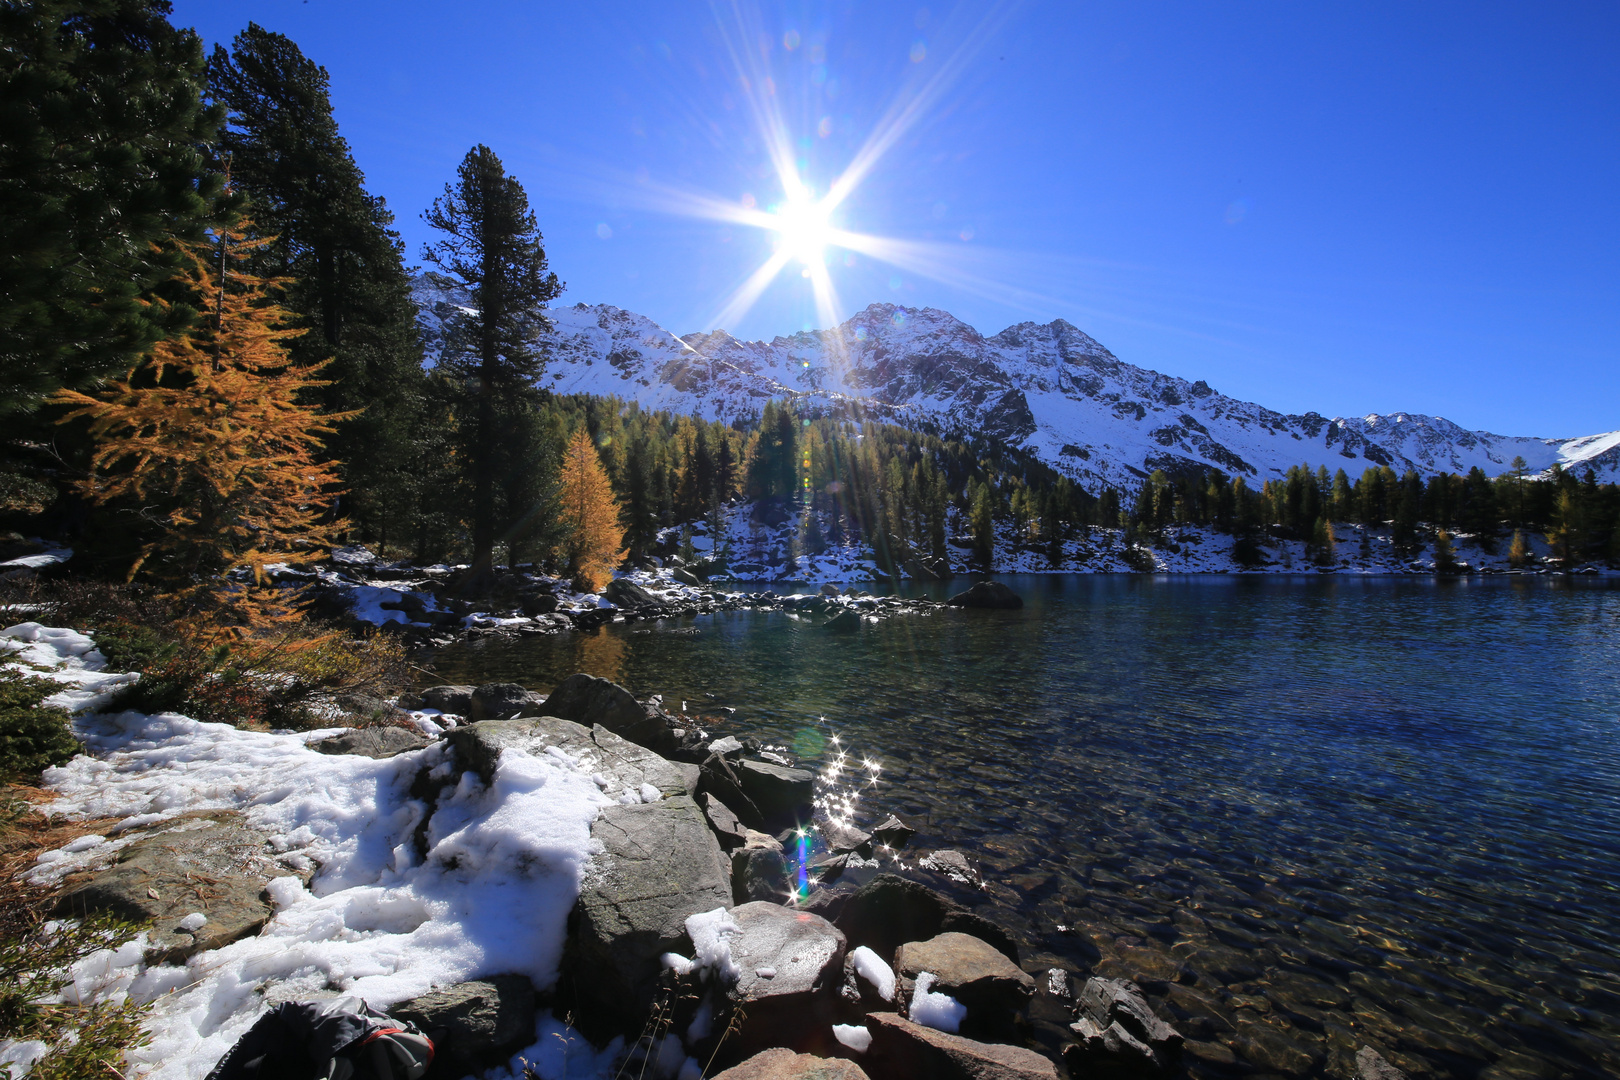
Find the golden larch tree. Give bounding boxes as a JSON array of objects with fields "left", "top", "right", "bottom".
[
  {"left": 557, "top": 427, "right": 627, "bottom": 592},
  {"left": 53, "top": 226, "right": 350, "bottom": 624}
]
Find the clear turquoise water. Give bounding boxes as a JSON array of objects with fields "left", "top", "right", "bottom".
[{"left": 425, "top": 575, "right": 1620, "bottom": 1080}]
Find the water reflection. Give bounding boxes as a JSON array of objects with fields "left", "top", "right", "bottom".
[{"left": 425, "top": 576, "right": 1620, "bottom": 1080}]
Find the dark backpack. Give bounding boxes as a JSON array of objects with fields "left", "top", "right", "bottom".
[{"left": 205, "top": 997, "right": 434, "bottom": 1080}]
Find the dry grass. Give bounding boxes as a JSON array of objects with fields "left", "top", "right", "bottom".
[{"left": 0, "top": 783, "right": 124, "bottom": 940}]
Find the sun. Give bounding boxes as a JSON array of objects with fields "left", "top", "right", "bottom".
[{"left": 771, "top": 195, "right": 833, "bottom": 265}]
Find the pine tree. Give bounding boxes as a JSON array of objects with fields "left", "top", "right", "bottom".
[
  {"left": 51, "top": 227, "right": 345, "bottom": 598},
  {"left": 207, "top": 24, "right": 426, "bottom": 541},
  {"left": 970, "top": 481, "right": 995, "bottom": 568},
  {"left": 423, "top": 145, "right": 563, "bottom": 582},
  {"left": 1, "top": 0, "right": 227, "bottom": 414},
  {"left": 556, "top": 427, "right": 626, "bottom": 592},
  {"left": 1544, "top": 487, "right": 1582, "bottom": 567}
]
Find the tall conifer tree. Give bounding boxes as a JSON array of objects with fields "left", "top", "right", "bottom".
[
  {"left": 422, "top": 145, "right": 563, "bottom": 582},
  {"left": 1, "top": 0, "right": 225, "bottom": 414},
  {"left": 207, "top": 26, "right": 426, "bottom": 541}
]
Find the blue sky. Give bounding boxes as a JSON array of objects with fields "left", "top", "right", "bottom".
[{"left": 171, "top": 1, "right": 1619, "bottom": 438}]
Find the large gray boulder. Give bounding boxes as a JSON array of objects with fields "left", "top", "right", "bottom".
[
  {"left": 864, "top": 1011, "right": 1059, "bottom": 1079},
  {"left": 945, "top": 581, "right": 1024, "bottom": 609},
  {"left": 700, "top": 792, "right": 750, "bottom": 851},
  {"left": 567, "top": 795, "right": 733, "bottom": 1024},
  {"left": 895, "top": 932, "right": 1035, "bottom": 1018},
  {"left": 725, "top": 902, "right": 848, "bottom": 1057},
  {"left": 441, "top": 716, "right": 697, "bottom": 801},
  {"left": 1066, "top": 977, "right": 1184, "bottom": 1077},
  {"left": 732, "top": 829, "right": 789, "bottom": 904},
  {"left": 313, "top": 726, "right": 428, "bottom": 759},
  {"left": 711, "top": 1049, "right": 868, "bottom": 1080},
  {"left": 418, "top": 684, "right": 475, "bottom": 714},
  {"left": 603, "top": 578, "right": 660, "bottom": 608},
  {"left": 736, "top": 759, "right": 814, "bottom": 826},
  {"left": 543, "top": 673, "right": 674, "bottom": 753},
  {"left": 469, "top": 682, "right": 546, "bottom": 721},
  {"left": 390, "top": 976, "right": 535, "bottom": 1075},
  {"left": 53, "top": 810, "right": 310, "bottom": 964}
]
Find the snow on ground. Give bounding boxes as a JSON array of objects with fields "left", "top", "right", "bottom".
[{"left": 0, "top": 623, "right": 625, "bottom": 1080}]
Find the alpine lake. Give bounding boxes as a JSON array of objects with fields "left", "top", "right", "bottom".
[{"left": 420, "top": 574, "right": 1620, "bottom": 1080}]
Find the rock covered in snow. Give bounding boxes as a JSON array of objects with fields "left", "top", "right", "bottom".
[{"left": 312, "top": 726, "right": 429, "bottom": 760}]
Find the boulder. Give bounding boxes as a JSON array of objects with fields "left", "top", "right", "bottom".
[
  {"left": 725, "top": 902, "right": 848, "bottom": 1057},
  {"left": 834, "top": 875, "right": 1020, "bottom": 965},
  {"left": 441, "top": 717, "right": 697, "bottom": 802},
  {"left": 796, "top": 883, "right": 857, "bottom": 924},
  {"left": 419, "top": 684, "right": 475, "bottom": 714},
  {"left": 469, "top": 682, "right": 547, "bottom": 722},
  {"left": 868, "top": 814, "right": 915, "bottom": 851},
  {"left": 604, "top": 578, "right": 660, "bottom": 608},
  {"left": 520, "top": 592, "right": 560, "bottom": 616},
  {"left": 312, "top": 726, "right": 429, "bottom": 759},
  {"left": 566, "top": 795, "right": 733, "bottom": 1025},
  {"left": 864, "top": 1012, "right": 1059, "bottom": 1080},
  {"left": 732, "top": 830, "right": 790, "bottom": 904},
  {"left": 701, "top": 792, "right": 750, "bottom": 850},
  {"left": 1066, "top": 977, "right": 1183, "bottom": 1077},
  {"left": 820, "top": 820, "right": 872, "bottom": 855},
  {"left": 944, "top": 581, "right": 1023, "bottom": 610},
  {"left": 699, "top": 752, "right": 767, "bottom": 829},
  {"left": 543, "top": 673, "right": 675, "bottom": 753},
  {"left": 53, "top": 810, "right": 310, "bottom": 964},
  {"left": 894, "top": 932, "right": 1035, "bottom": 1018},
  {"left": 1355, "top": 1046, "right": 1409, "bottom": 1080},
  {"left": 823, "top": 610, "right": 862, "bottom": 633},
  {"left": 818, "top": 584, "right": 841, "bottom": 597},
  {"left": 390, "top": 975, "right": 535, "bottom": 1075},
  {"left": 673, "top": 568, "right": 704, "bottom": 587},
  {"left": 711, "top": 1049, "right": 868, "bottom": 1080},
  {"left": 736, "top": 759, "right": 814, "bottom": 826}
]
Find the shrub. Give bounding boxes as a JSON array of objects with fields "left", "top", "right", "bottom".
[
  {"left": 0, "top": 912, "right": 152, "bottom": 1079},
  {"left": 0, "top": 669, "right": 78, "bottom": 781}
]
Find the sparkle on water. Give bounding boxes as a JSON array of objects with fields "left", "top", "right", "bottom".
[{"left": 423, "top": 574, "right": 1620, "bottom": 1079}]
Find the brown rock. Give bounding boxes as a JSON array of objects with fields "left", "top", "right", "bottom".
[
  {"left": 711, "top": 1048, "right": 868, "bottom": 1080},
  {"left": 894, "top": 932, "right": 1035, "bottom": 1016},
  {"left": 726, "top": 901, "right": 848, "bottom": 1056},
  {"left": 865, "top": 1011, "right": 1059, "bottom": 1080},
  {"left": 53, "top": 810, "right": 310, "bottom": 965}
]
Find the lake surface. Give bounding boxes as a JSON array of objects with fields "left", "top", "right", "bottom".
[{"left": 423, "top": 575, "right": 1620, "bottom": 1080}]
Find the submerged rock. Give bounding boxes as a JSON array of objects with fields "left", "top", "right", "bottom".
[
  {"left": 1066, "top": 977, "right": 1184, "bottom": 1077},
  {"left": 945, "top": 581, "right": 1024, "bottom": 609},
  {"left": 1355, "top": 1045, "right": 1410, "bottom": 1080}
]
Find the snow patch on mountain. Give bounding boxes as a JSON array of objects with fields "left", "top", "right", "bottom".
[{"left": 412, "top": 280, "right": 1619, "bottom": 488}]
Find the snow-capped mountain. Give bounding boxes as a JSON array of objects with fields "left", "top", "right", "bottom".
[{"left": 413, "top": 278, "right": 1620, "bottom": 489}]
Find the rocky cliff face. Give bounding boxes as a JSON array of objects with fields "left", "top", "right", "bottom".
[{"left": 413, "top": 279, "right": 1620, "bottom": 488}]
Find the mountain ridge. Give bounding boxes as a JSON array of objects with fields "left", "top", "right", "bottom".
[{"left": 412, "top": 278, "right": 1620, "bottom": 489}]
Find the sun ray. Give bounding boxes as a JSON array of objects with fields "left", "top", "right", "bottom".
[{"left": 711, "top": 245, "right": 796, "bottom": 331}]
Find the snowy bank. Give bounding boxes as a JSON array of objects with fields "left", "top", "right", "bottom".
[{"left": 1, "top": 622, "right": 621, "bottom": 1080}]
